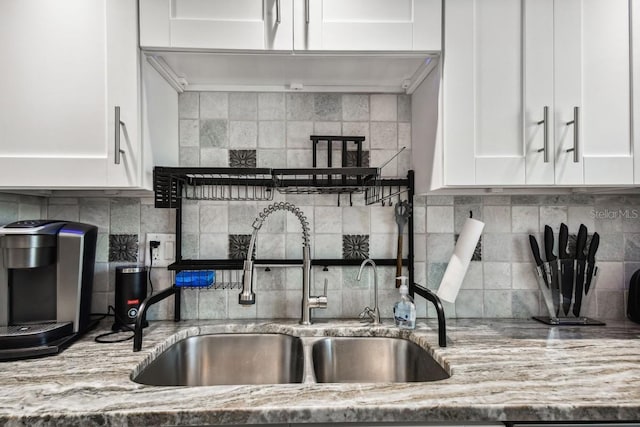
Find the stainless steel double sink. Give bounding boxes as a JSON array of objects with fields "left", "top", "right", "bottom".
[{"left": 132, "top": 333, "right": 450, "bottom": 386}]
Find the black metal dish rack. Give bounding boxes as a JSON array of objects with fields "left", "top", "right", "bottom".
[{"left": 135, "top": 167, "right": 446, "bottom": 351}]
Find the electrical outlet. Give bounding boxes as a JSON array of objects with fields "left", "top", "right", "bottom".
[{"left": 146, "top": 233, "right": 176, "bottom": 268}]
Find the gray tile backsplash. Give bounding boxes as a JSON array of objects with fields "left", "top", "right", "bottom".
[{"left": 0, "top": 91, "right": 638, "bottom": 323}]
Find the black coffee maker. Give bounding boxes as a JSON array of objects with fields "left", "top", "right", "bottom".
[{"left": 0, "top": 220, "right": 97, "bottom": 361}]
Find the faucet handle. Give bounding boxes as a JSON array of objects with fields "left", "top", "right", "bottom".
[{"left": 323, "top": 278, "right": 328, "bottom": 296}]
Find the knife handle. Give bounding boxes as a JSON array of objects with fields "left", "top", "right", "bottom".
[
  {"left": 575, "top": 224, "right": 588, "bottom": 260},
  {"left": 559, "top": 223, "right": 569, "bottom": 258},
  {"left": 544, "top": 225, "right": 555, "bottom": 261},
  {"left": 529, "top": 235, "right": 544, "bottom": 266}
]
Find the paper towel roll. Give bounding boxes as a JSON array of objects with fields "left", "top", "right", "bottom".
[{"left": 437, "top": 217, "right": 485, "bottom": 303}]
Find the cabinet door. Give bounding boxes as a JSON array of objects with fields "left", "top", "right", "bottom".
[
  {"left": 524, "top": 0, "right": 555, "bottom": 185},
  {"left": 140, "top": 0, "right": 293, "bottom": 50},
  {"left": 0, "top": 0, "right": 140, "bottom": 189},
  {"left": 443, "top": 0, "right": 525, "bottom": 186},
  {"left": 295, "top": 0, "right": 441, "bottom": 51},
  {"left": 106, "top": 0, "right": 141, "bottom": 187},
  {"left": 554, "top": 0, "right": 632, "bottom": 185},
  {"left": 0, "top": 0, "right": 109, "bottom": 188}
]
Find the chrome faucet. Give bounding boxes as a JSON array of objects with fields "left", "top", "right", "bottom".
[
  {"left": 356, "top": 258, "right": 381, "bottom": 325},
  {"left": 239, "top": 202, "right": 327, "bottom": 325}
]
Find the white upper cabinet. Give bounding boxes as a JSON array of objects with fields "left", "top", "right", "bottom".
[
  {"left": 443, "top": 0, "right": 525, "bottom": 186},
  {"left": 443, "top": 0, "right": 634, "bottom": 187},
  {"left": 140, "top": 0, "right": 441, "bottom": 51},
  {"left": 294, "top": 0, "right": 441, "bottom": 51},
  {"left": 140, "top": 0, "right": 294, "bottom": 50},
  {"left": 526, "top": 0, "right": 633, "bottom": 186},
  {"left": 0, "top": 0, "right": 141, "bottom": 189}
]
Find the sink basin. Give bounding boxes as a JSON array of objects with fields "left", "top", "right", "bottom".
[
  {"left": 312, "top": 337, "right": 449, "bottom": 383},
  {"left": 132, "top": 333, "right": 304, "bottom": 386}
]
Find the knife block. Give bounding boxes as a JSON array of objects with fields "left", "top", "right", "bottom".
[{"left": 533, "top": 260, "right": 605, "bottom": 326}]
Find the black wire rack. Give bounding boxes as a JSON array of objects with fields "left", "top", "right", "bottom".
[{"left": 153, "top": 166, "right": 383, "bottom": 207}]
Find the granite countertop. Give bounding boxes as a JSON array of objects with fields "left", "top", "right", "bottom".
[{"left": 1, "top": 318, "right": 640, "bottom": 426}]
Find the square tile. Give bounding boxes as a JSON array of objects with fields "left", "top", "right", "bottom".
[
  {"left": 258, "top": 149, "right": 287, "bottom": 168},
  {"left": 286, "top": 149, "right": 313, "bottom": 168},
  {"left": 368, "top": 233, "right": 397, "bottom": 258},
  {"left": 199, "top": 204, "right": 228, "bottom": 233},
  {"left": 568, "top": 206, "right": 596, "bottom": 232},
  {"left": 454, "top": 290, "right": 484, "bottom": 317},
  {"left": 314, "top": 234, "right": 342, "bottom": 258},
  {"left": 314, "top": 121, "right": 341, "bottom": 135},
  {"left": 47, "top": 204, "right": 79, "bottom": 222},
  {"left": 625, "top": 233, "right": 640, "bottom": 261},
  {"left": 286, "top": 121, "right": 313, "bottom": 149},
  {"left": 179, "top": 120, "right": 199, "bottom": 147},
  {"left": 483, "top": 262, "right": 511, "bottom": 289},
  {"left": 200, "top": 92, "right": 228, "bottom": 119},
  {"left": 512, "top": 263, "right": 539, "bottom": 290},
  {"left": 342, "top": 95, "right": 369, "bottom": 121},
  {"left": 229, "top": 92, "right": 257, "bottom": 120},
  {"left": 258, "top": 93, "right": 285, "bottom": 120},
  {"left": 370, "top": 122, "right": 398, "bottom": 150},
  {"left": 342, "top": 235, "right": 370, "bottom": 260},
  {"left": 370, "top": 149, "right": 398, "bottom": 177},
  {"left": 483, "top": 206, "right": 511, "bottom": 232},
  {"left": 512, "top": 206, "right": 539, "bottom": 233},
  {"left": 454, "top": 205, "right": 482, "bottom": 234},
  {"left": 256, "top": 233, "right": 286, "bottom": 259},
  {"left": 342, "top": 207, "right": 370, "bottom": 234},
  {"left": 179, "top": 147, "right": 199, "bottom": 166},
  {"left": 110, "top": 199, "right": 140, "bottom": 234},
  {"left": 315, "top": 206, "right": 342, "bottom": 233},
  {"left": 198, "top": 289, "right": 228, "bottom": 319},
  {"left": 398, "top": 122, "right": 411, "bottom": 149},
  {"left": 228, "top": 234, "right": 253, "bottom": 259},
  {"left": 229, "top": 150, "right": 257, "bottom": 168},
  {"left": 286, "top": 93, "right": 314, "bottom": 120},
  {"left": 484, "top": 290, "right": 513, "bottom": 317},
  {"left": 426, "top": 233, "right": 455, "bottom": 262},
  {"left": 178, "top": 92, "right": 199, "bottom": 119},
  {"left": 200, "top": 120, "right": 228, "bottom": 148},
  {"left": 229, "top": 121, "right": 257, "bottom": 149},
  {"left": 79, "top": 199, "right": 110, "bottom": 232},
  {"left": 314, "top": 94, "right": 342, "bottom": 121},
  {"left": 370, "top": 206, "right": 397, "bottom": 233},
  {"left": 370, "top": 94, "right": 397, "bottom": 121},
  {"left": 342, "top": 122, "right": 370, "bottom": 144},
  {"left": 512, "top": 290, "right": 540, "bottom": 318},
  {"left": 397, "top": 94, "right": 411, "bottom": 121},
  {"left": 108, "top": 234, "right": 138, "bottom": 262},
  {"left": 344, "top": 150, "right": 369, "bottom": 167},
  {"left": 482, "top": 233, "right": 512, "bottom": 261},
  {"left": 199, "top": 233, "right": 228, "bottom": 258},
  {"left": 426, "top": 206, "right": 454, "bottom": 233},
  {"left": 539, "top": 206, "right": 568, "bottom": 232},
  {"left": 200, "top": 148, "right": 229, "bottom": 167}
]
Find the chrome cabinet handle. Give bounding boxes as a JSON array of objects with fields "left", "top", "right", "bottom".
[
  {"left": 565, "top": 106, "right": 579, "bottom": 163},
  {"left": 276, "top": 0, "right": 281, "bottom": 23},
  {"left": 114, "top": 106, "right": 126, "bottom": 165},
  {"left": 536, "top": 106, "right": 549, "bottom": 163},
  {"left": 305, "top": 0, "right": 310, "bottom": 23}
]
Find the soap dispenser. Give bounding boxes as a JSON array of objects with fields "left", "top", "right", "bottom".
[{"left": 393, "top": 276, "right": 416, "bottom": 330}]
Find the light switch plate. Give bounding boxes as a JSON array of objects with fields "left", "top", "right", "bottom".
[{"left": 146, "top": 233, "right": 176, "bottom": 268}]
